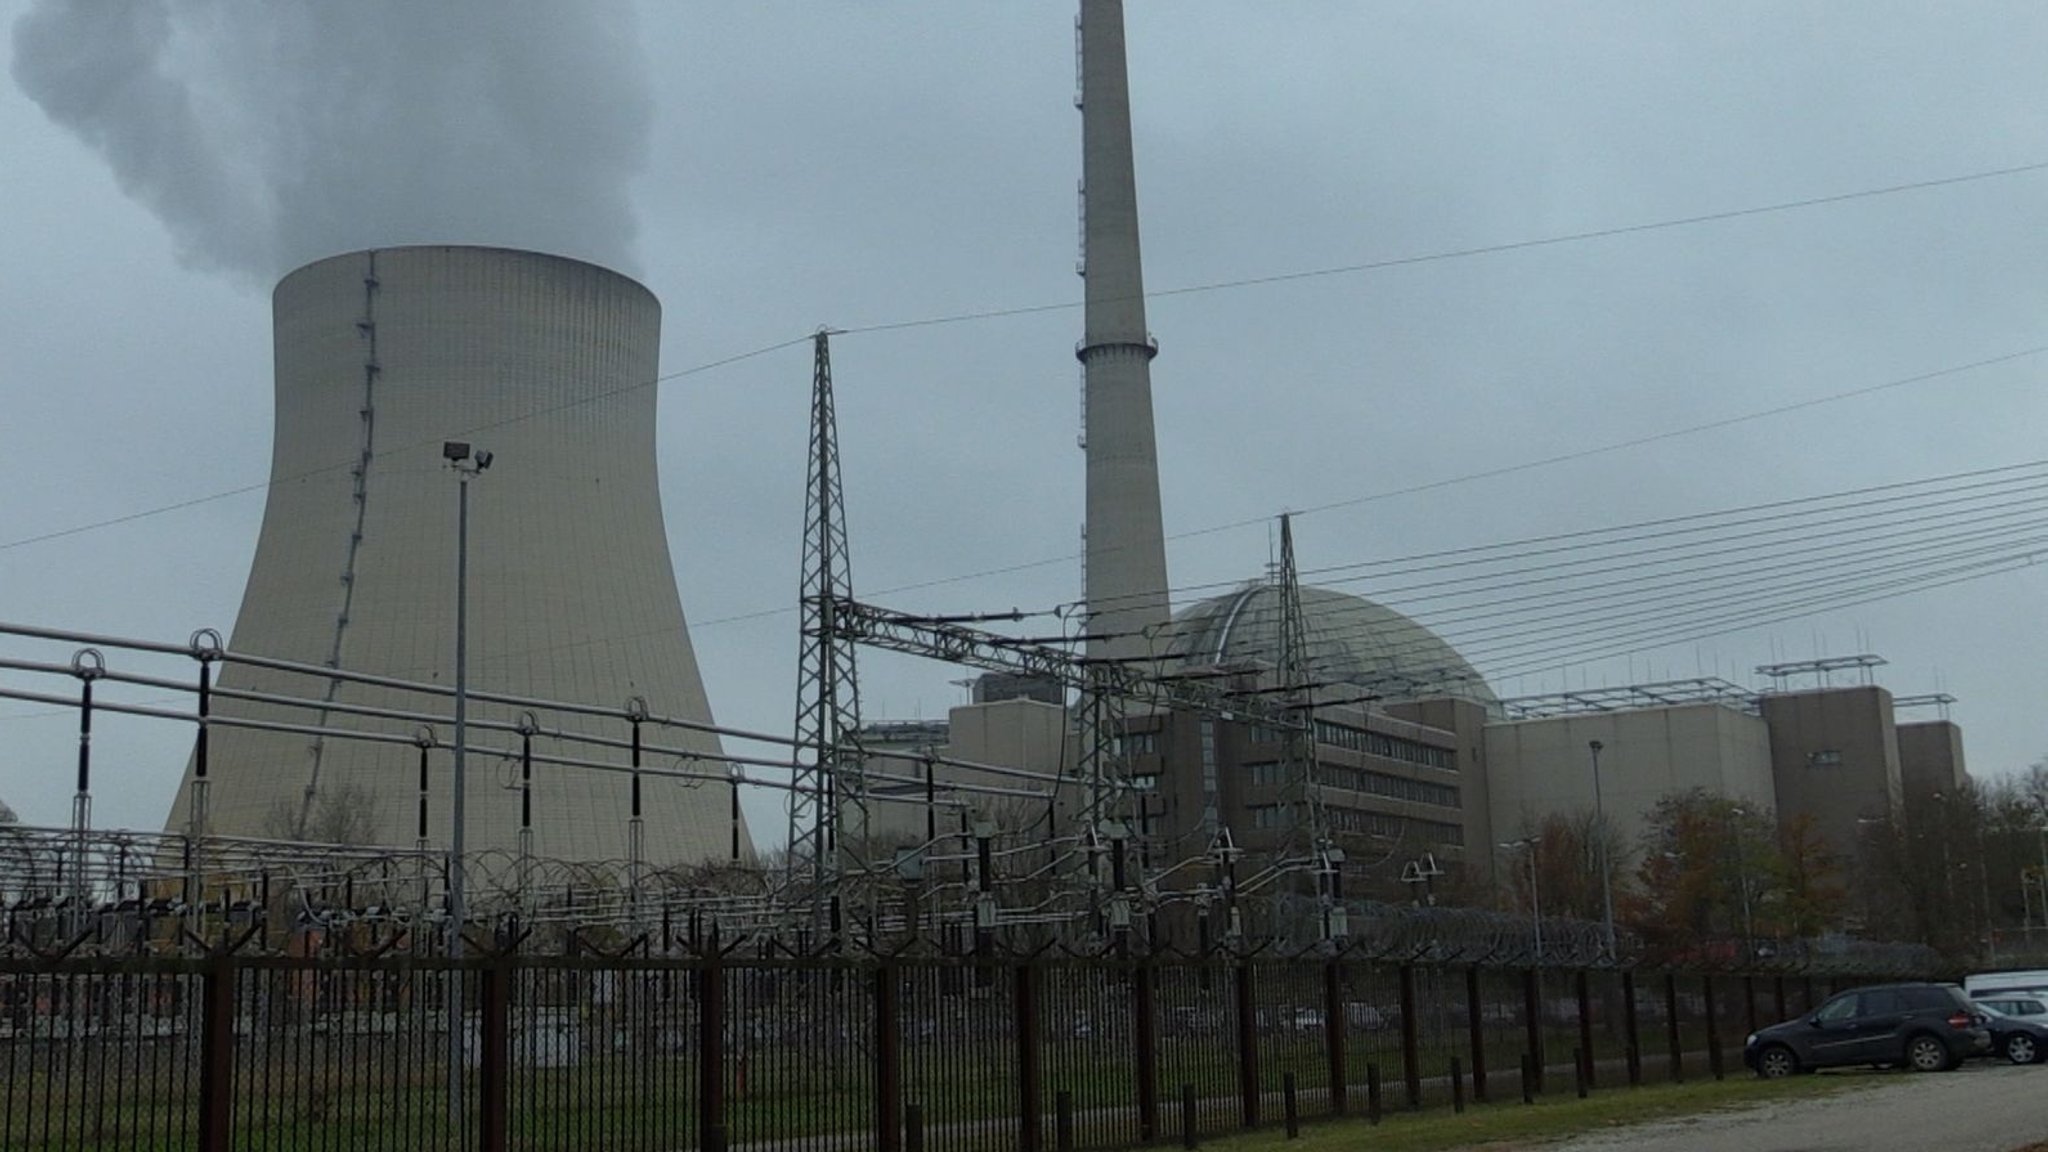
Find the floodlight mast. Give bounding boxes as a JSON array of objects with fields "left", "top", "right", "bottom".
[{"left": 442, "top": 439, "right": 489, "bottom": 1122}]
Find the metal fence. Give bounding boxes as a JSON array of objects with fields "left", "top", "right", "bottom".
[{"left": 0, "top": 953, "right": 1892, "bottom": 1152}]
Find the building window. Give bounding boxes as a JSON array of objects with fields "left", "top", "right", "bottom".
[
  {"left": 1121, "top": 730, "right": 1159, "bottom": 756},
  {"left": 1324, "top": 767, "right": 1460, "bottom": 809},
  {"left": 1248, "top": 804, "right": 1288, "bottom": 830},
  {"left": 1322, "top": 808, "right": 1465, "bottom": 847},
  {"left": 1200, "top": 722, "right": 1218, "bottom": 831},
  {"left": 1808, "top": 749, "right": 1843, "bottom": 767},
  {"left": 1311, "top": 720, "right": 1456, "bottom": 771}
]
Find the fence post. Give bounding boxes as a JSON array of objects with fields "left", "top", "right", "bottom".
[
  {"left": 1282, "top": 1072, "right": 1298, "bottom": 1138},
  {"left": 1324, "top": 960, "right": 1346, "bottom": 1115},
  {"left": 1620, "top": 969, "right": 1642, "bottom": 1087},
  {"left": 1056, "top": 1089, "right": 1075, "bottom": 1152},
  {"left": 1703, "top": 975, "right": 1724, "bottom": 1081},
  {"left": 1465, "top": 966, "right": 1487, "bottom": 1103},
  {"left": 1365, "top": 1062, "right": 1381, "bottom": 1124},
  {"left": 480, "top": 962, "right": 511, "bottom": 1152},
  {"left": 1773, "top": 976, "right": 1787, "bottom": 1024},
  {"left": 1018, "top": 963, "right": 1043, "bottom": 1152},
  {"left": 1233, "top": 961, "right": 1259, "bottom": 1129},
  {"left": 906, "top": 1102, "right": 925, "bottom": 1152},
  {"left": 877, "top": 964, "right": 902, "bottom": 1152},
  {"left": 1572, "top": 1047, "right": 1587, "bottom": 1099},
  {"left": 1398, "top": 964, "right": 1421, "bottom": 1110},
  {"left": 1450, "top": 1057, "right": 1464, "bottom": 1114},
  {"left": 1519, "top": 1053, "right": 1533, "bottom": 1105},
  {"left": 1663, "top": 973, "right": 1683, "bottom": 1083},
  {"left": 699, "top": 950, "right": 727, "bottom": 1152},
  {"left": 1135, "top": 963, "right": 1160, "bottom": 1143},
  {"left": 1521, "top": 967, "right": 1543, "bottom": 1093},
  {"left": 1181, "top": 1083, "right": 1197, "bottom": 1149},
  {"left": 1574, "top": 969, "right": 1594, "bottom": 1091},
  {"left": 1803, "top": 976, "right": 1816, "bottom": 1015},
  {"left": 198, "top": 955, "right": 236, "bottom": 1152},
  {"left": 1744, "top": 975, "right": 1759, "bottom": 1037}
]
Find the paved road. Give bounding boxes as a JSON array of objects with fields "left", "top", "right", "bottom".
[{"left": 1548, "top": 1064, "right": 2048, "bottom": 1152}]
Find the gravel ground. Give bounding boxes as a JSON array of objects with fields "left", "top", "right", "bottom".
[{"left": 1546, "top": 1064, "right": 2048, "bottom": 1152}]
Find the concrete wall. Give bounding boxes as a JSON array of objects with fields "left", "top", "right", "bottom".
[
  {"left": 1896, "top": 720, "right": 1968, "bottom": 805},
  {"left": 1761, "top": 686, "right": 1902, "bottom": 863},
  {"left": 1483, "top": 703, "right": 1777, "bottom": 854}
]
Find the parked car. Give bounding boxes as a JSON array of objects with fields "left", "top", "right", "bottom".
[
  {"left": 1743, "top": 982, "right": 1990, "bottom": 1077},
  {"left": 1970, "top": 993, "right": 2048, "bottom": 1064}
]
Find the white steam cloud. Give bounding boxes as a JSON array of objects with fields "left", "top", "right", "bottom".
[{"left": 11, "top": 0, "right": 654, "bottom": 282}]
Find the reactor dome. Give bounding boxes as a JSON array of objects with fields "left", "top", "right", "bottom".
[{"left": 1165, "top": 583, "right": 1498, "bottom": 711}]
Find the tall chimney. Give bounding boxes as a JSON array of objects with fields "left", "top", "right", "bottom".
[{"left": 1078, "top": 0, "right": 1172, "bottom": 664}]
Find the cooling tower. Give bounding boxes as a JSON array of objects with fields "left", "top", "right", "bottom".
[{"left": 164, "top": 245, "right": 748, "bottom": 867}]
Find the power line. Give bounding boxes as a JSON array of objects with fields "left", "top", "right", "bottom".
[
  {"left": 836, "top": 158, "right": 2048, "bottom": 337},
  {"left": 0, "top": 334, "right": 814, "bottom": 553},
  {"left": 11, "top": 158, "right": 2048, "bottom": 556},
  {"left": 1083, "top": 456, "right": 2048, "bottom": 619}
]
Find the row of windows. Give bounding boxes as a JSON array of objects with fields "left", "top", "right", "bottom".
[
  {"left": 1252, "top": 722, "right": 1456, "bottom": 772},
  {"left": 1313, "top": 721, "right": 1458, "bottom": 771},
  {"left": 1325, "top": 808, "right": 1467, "bottom": 847},
  {"left": 1242, "top": 761, "right": 1461, "bottom": 809},
  {"left": 1332, "top": 767, "right": 1460, "bottom": 809},
  {"left": 1243, "top": 805, "right": 1466, "bottom": 847}
]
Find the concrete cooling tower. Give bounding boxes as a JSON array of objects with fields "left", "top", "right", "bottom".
[{"left": 164, "top": 245, "right": 748, "bottom": 867}]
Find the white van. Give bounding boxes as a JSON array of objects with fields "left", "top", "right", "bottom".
[{"left": 1963, "top": 970, "right": 2048, "bottom": 1000}]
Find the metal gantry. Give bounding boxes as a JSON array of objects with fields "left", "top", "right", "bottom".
[{"left": 789, "top": 330, "right": 868, "bottom": 895}]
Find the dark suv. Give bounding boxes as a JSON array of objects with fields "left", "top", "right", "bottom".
[{"left": 1744, "top": 983, "right": 1990, "bottom": 1077}]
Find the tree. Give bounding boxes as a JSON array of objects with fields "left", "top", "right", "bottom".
[
  {"left": 1765, "top": 813, "right": 1846, "bottom": 939},
  {"left": 1624, "top": 789, "right": 1780, "bottom": 958},
  {"left": 1504, "top": 810, "right": 1629, "bottom": 926},
  {"left": 264, "top": 782, "right": 382, "bottom": 847},
  {"left": 0, "top": 797, "right": 15, "bottom": 825}
]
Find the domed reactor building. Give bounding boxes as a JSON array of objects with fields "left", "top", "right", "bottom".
[
  {"left": 1130, "top": 582, "right": 1501, "bottom": 909},
  {"left": 163, "top": 246, "right": 748, "bottom": 869}
]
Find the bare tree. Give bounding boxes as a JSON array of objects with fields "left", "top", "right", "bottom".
[{"left": 264, "top": 782, "right": 382, "bottom": 846}]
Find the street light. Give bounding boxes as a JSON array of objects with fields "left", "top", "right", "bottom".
[
  {"left": 1500, "top": 837, "right": 1543, "bottom": 968},
  {"left": 1728, "top": 805, "right": 1755, "bottom": 953},
  {"left": 1588, "top": 740, "right": 1616, "bottom": 961},
  {"left": 442, "top": 440, "right": 490, "bottom": 1118}
]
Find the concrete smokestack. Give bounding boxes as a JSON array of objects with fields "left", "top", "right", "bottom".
[
  {"left": 1078, "top": 0, "right": 1173, "bottom": 664},
  {"left": 166, "top": 246, "right": 747, "bottom": 866}
]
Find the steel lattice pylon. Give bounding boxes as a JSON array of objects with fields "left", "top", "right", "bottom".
[
  {"left": 789, "top": 330, "right": 866, "bottom": 896},
  {"left": 1273, "top": 514, "right": 1333, "bottom": 918}
]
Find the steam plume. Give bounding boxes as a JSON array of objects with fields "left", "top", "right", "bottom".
[{"left": 11, "top": 0, "right": 654, "bottom": 281}]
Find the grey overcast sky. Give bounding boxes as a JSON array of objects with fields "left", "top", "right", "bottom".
[{"left": 4, "top": 2, "right": 2047, "bottom": 846}]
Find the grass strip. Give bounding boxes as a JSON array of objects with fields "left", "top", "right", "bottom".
[{"left": 1202, "top": 1070, "right": 1879, "bottom": 1152}]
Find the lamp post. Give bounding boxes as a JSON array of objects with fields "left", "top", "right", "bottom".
[
  {"left": 1727, "top": 806, "right": 1755, "bottom": 953},
  {"left": 442, "top": 440, "right": 490, "bottom": 1121},
  {"left": 1588, "top": 740, "right": 1616, "bottom": 961}
]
